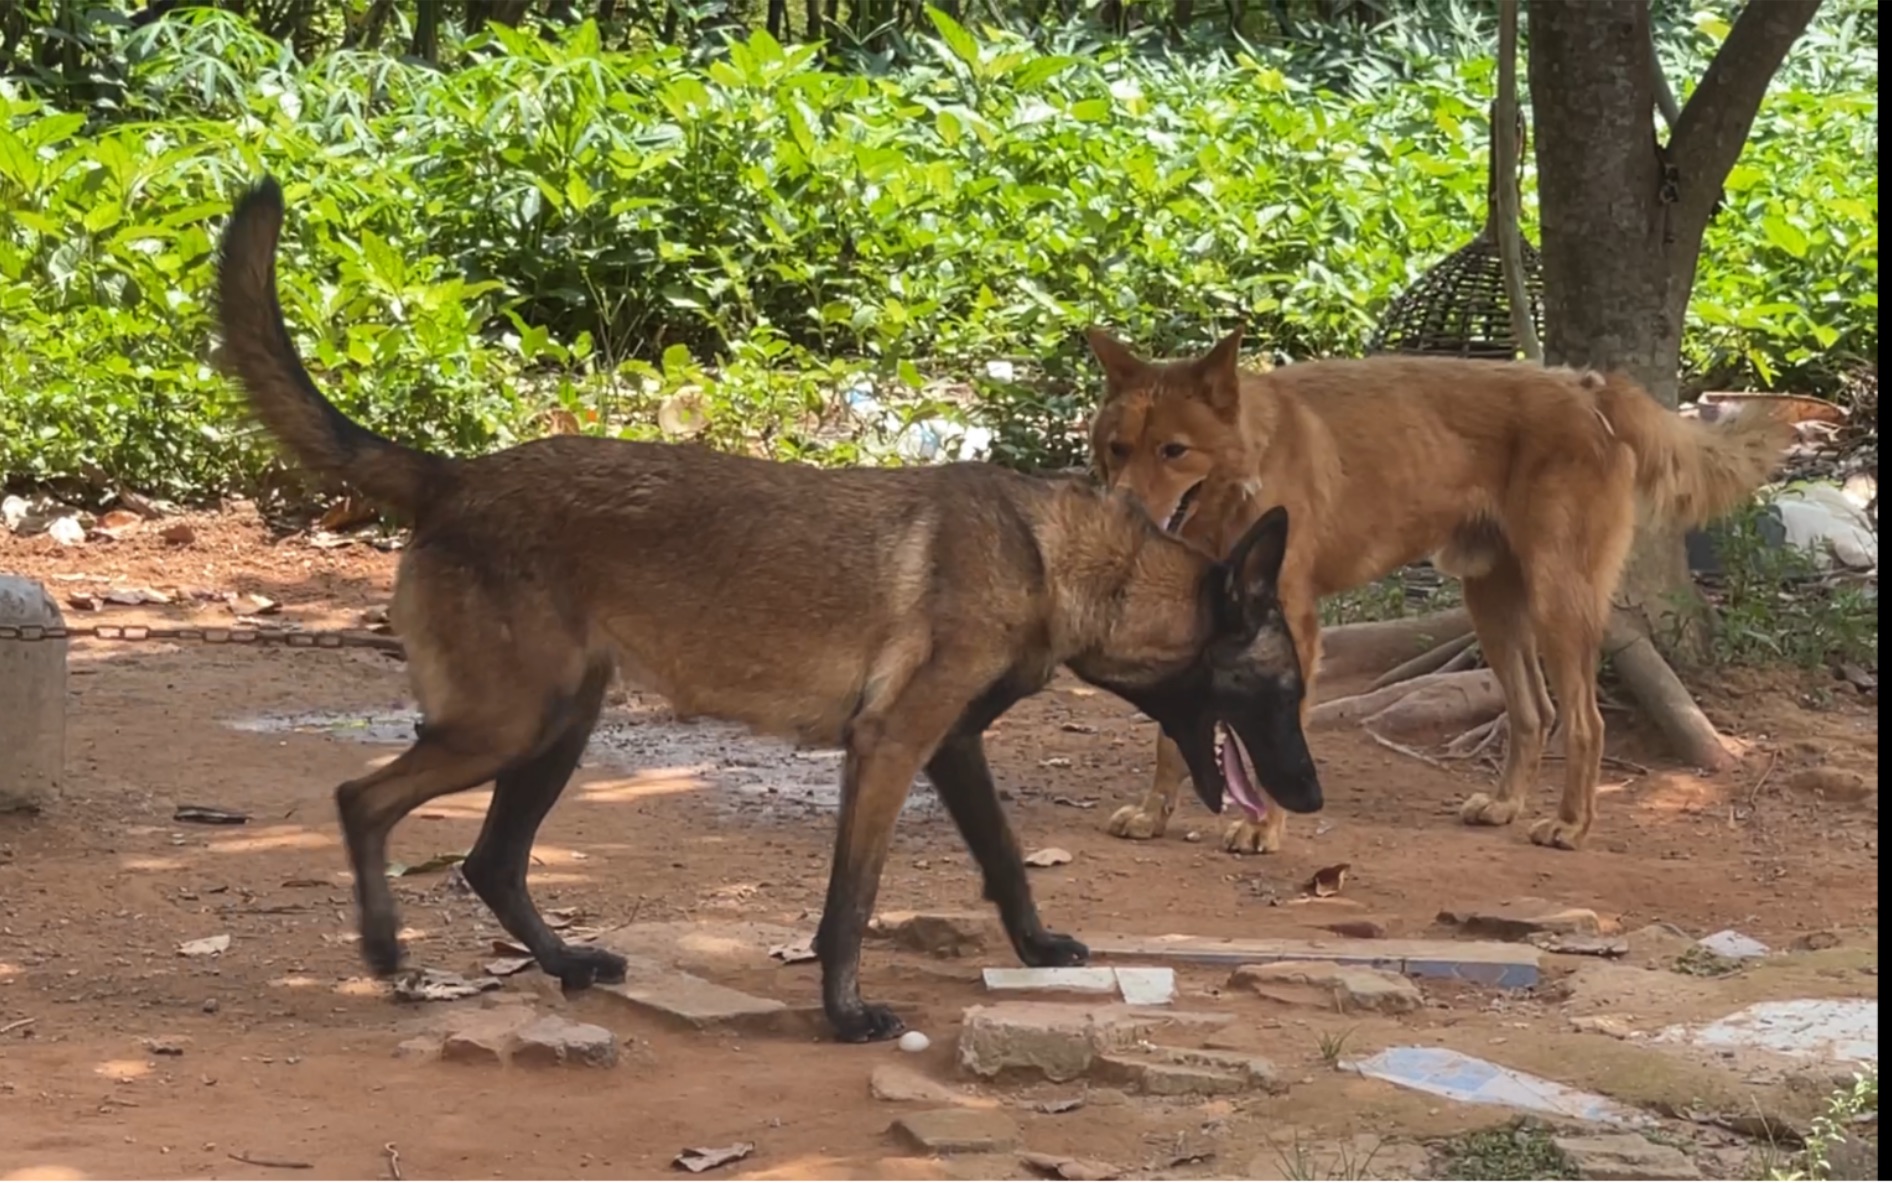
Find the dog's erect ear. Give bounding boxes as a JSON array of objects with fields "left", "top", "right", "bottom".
[
  {"left": 1196, "top": 327, "right": 1244, "bottom": 413},
  {"left": 1224, "top": 504, "right": 1290, "bottom": 628},
  {"left": 1085, "top": 327, "right": 1145, "bottom": 390}
]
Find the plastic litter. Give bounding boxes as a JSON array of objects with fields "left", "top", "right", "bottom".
[{"left": 1350, "top": 1046, "right": 1646, "bottom": 1125}]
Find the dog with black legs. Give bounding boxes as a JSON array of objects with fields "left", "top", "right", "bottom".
[{"left": 213, "top": 178, "right": 1324, "bottom": 1042}]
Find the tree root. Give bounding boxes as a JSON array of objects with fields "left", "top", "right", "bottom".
[
  {"left": 1445, "top": 713, "right": 1509, "bottom": 761},
  {"left": 1321, "top": 609, "right": 1473, "bottom": 680},
  {"left": 1369, "top": 632, "right": 1478, "bottom": 690},
  {"left": 1605, "top": 615, "right": 1738, "bottom": 772}
]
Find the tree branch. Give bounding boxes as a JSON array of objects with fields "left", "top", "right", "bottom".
[{"left": 1669, "top": 0, "right": 1823, "bottom": 230}]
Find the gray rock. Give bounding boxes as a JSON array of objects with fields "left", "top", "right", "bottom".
[
  {"left": 1552, "top": 1133, "right": 1701, "bottom": 1181},
  {"left": 1094, "top": 1054, "right": 1246, "bottom": 1096},
  {"left": 596, "top": 960, "right": 787, "bottom": 1032},
  {"left": 870, "top": 1063, "right": 973, "bottom": 1105},
  {"left": 956, "top": 1002, "right": 1233, "bottom": 1082},
  {"left": 891, "top": 1108, "right": 1020, "bottom": 1155},
  {"left": 1229, "top": 961, "right": 1423, "bottom": 1014},
  {"left": 869, "top": 911, "right": 1003, "bottom": 959},
  {"left": 511, "top": 1015, "right": 619, "bottom": 1068}
]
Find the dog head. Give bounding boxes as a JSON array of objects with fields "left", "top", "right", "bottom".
[
  {"left": 1079, "top": 504, "right": 1321, "bottom": 817},
  {"left": 1085, "top": 326, "right": 1250, "bottom": 537}
]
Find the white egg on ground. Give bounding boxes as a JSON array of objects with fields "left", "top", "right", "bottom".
[{"left": 897, "top": 1030, "right": 930, "bottom": 1053}]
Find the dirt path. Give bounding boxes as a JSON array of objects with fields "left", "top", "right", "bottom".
[{"left": 0, "top": 512, "right": 1878, "bottom": 1180}]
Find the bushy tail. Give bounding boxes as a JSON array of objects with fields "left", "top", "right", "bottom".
[
  {"left": 215, "top": 177, "right": 449, "bottom": 517},
  {"left": 1592, "top": 372, "right": 1791, "bottom": 526}
]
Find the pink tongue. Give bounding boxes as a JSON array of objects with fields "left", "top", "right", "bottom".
[{"left": 1220, "top": 736, "right": 1267, "bottom": 821}]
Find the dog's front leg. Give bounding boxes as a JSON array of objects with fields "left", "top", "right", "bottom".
[
  {"left": 927, "top": 732, "right": 1088, "bottom": 968},
  {"left": 1105, "top": 731, "right": 1186, "bottom": 840}
]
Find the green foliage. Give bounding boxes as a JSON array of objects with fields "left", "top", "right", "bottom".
[
  {"left": 1762, "top": 1068, "right": 1878, "bottom": 1181},
  {"left": 0, "top": 6, "right": 1879, "bottom": 496},
  {"left": 1701, "top": 501, "right": 1878, "bottom": 671},
  {"left": 1436, "top": 1120, "right": 1577, "bottom": 1182}
]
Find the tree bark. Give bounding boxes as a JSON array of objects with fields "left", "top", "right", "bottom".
[{"left": 1527, "top": 0, "right": 1819, "bottom": 657}]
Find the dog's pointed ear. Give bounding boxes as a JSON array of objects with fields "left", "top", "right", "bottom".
[
  {"left": 1196, "top": 326, "right": 1245, "bottom": 413},
  {"left": 1085, "top": 327, "right": 1145, "bottom": 390},
  {"left": 1224, "top": 504, "right": 1289, "bottom": 628}
]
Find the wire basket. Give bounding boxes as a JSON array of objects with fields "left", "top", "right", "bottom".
[{"left": 1366, "top": 105, "right": 1544, "bottom": 361}]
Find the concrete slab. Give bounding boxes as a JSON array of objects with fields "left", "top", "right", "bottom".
[{"left": 1086, "top": 933, "right": 1539, "bottom": 989}]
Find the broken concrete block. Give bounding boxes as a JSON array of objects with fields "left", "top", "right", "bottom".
[
  {"left": 1229, "top": 961, "right": 1422, "bottom": 1014},
  {"left": 1017, "top": 1150, "right": 1123, "bottom": 1181},
  {"left": 1623, "top": 922, "right": 1695, "bottom": 966},
  {"left": 1139, "top": 1046, "right": 1285, "bottom": 1093},
  {"left": 1086, "top": 933, "right": 1539, "bottom": 989},
  {"left": 596, "top": 961, "right": 788, "bottom": 1032},
  {"left": 870, "top": 911, "right": 1003, "bottom": 958},
  {"left": 1094, "top": 1054, "right": 1246, "bottom": 1097},
  {"left": 1437, "top": 898, "right": 1601, "bottom": 941},
  {"left": 1113, "top": 967, "right": 1176, "bottom": 1006},
  {"left": 891, "top": 1108, "right": 1020, "bottom": 1155},
  {"left": 440, "top": 1014, "right": 521, "bottom": 1065},
  {"left": 870, "top": 1063, "right": 975, "bottom": 1106},
  {"left": 956, "top": 1003, "right": 1232, "bottom": 1082},
  {"left": 982, "top": 967, "right": 1118, "bottom": 994},
  {"left": 1695, "top": 930, "right": 1769, "bottom": 960},
  {"left": 511, "top": 1015, "right": 619, "bottom": 1068},
  {"left": 1552, "top": 1133, "right": 1702, "bottom": 1180}
]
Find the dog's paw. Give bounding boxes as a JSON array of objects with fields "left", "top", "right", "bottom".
[
  {"left": 1222, "top": 817, "right": 1282, "bottom": 855},
  {"left": 359, "top": 927, "right": 404, "bottom": 978},
  {"left": 829, "top": 1002, "right": 907, "bottom": 1044},
  {"left": 1528, "top": 817, "right": 1587, "bottom": 851},
  {"left": 1106, "top": 803, "right": 1167, "bottom": 841},
  {"left": 550, "top": 945, "right": 629, "bottom": 992},
  {"left": 1019, "top": 931, "right": 1089, "bottom": 968},
  {"left": 1458, "top": 792, "right": 1521, "bottom": 828}
]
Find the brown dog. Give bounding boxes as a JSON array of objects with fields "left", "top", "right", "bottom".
[
  {"left": 213, "top": 178, "right": 1325, "bottom": 1043},
  {"left": 1085, "top": 327, "right": 1787, "bottom": 854}
]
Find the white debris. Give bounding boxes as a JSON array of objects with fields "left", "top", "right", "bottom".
[
  {"left": 1350, "top": 1046, "right": 1647, "bottom": 1126},
  {"left": 898, "top": 1030, "right": 932, "bottom": 1054},
  {"left": 1656, "top": 999, "right": 1877, "bottom": 1065},
  {"left": 1696, "top": 930, "right": 1770, "bottom": 960}
]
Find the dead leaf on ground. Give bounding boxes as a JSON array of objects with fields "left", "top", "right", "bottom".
[
  {"left": 178, "top": 934, "right": 231, "bottom": 957},
  {"left": 227, "top": 592, "right": 280, "bottom": 616},
  {"left": 768, "top": 938, "right": 817, "bottom": 964},
  {"left": 1020, "top": 1151, "right": 1121, "bottom": 1181},
  {"left": 1024, "top": 847, "right": 1073, "bottom": 868},
  {"left": 93, "top": 509, "right": 144, "bottom": 539},
  {"left": 1306, "top": 862, "right": 1351, "bottom": 898},
  {"left": 317, "top": 496, "right": 378, "bottom": 532},
  {"left": 386, "top": 851, "right": 467, "bottom": 878},
  {"left": 67, "top": 593, "right": 102, "bottom": 612},
  {"left": 174, "top": 805, "right": 249, "bottom": 826},
  {"left": 391, "top": 969, "right": 501, "bottom": 1003},
  {"left": 673, "top": 1142, "right": 755, "bottom": 1173},
  {"left": 485, "top": 957, "right": 534, "bottom": 977}
]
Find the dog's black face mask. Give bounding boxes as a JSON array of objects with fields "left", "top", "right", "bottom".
[{"left": 1123, "top": 506, "right": 1323, "bottom": 817}]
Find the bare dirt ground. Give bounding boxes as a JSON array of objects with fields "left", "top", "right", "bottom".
[{"left": 0, "top": 507, "right": 1879, "bottom": 1181}]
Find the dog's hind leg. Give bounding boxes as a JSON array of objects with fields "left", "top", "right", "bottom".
[
  {"left": 1458, "top": 556, "right": 1552, "bottom": 829},
  {"left": 928, "top": 731, "right": 1087, "bottom": 968},
  {"left": 336, "top": 731, "right": 522, "bottom": 977},
  {"left": 459, "top": 661, "right": 623, "bottom": 991}
]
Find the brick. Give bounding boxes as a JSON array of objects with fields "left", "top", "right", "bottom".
[
  {"left": 891, "top": 1109, "right": 1020, "bottom": 1155},
  {"left": 1229, "top": 961, "right": 1422, "bottom": 1014}
]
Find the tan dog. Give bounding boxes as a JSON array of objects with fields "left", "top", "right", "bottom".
[
  {"left": 213, "top": 179, "right": 1326, "bottom": 1044},
  {"left": 1085, "top": 327, "right": 1788, "bottom": 853}
]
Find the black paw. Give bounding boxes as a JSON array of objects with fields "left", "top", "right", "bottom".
[
  {"left": 1019, "top": 930, "right": 1089, "bottom": 968},
  {"left": 829, "top": 1001, "right": 907, "bottom": 1044},
  {"left": 551, "top": 945, "right": 628, "bottom": 992},
  {"left": 359, "top": 925, "right": 404, "bottom": 978}
]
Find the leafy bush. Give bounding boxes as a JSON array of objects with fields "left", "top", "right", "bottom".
[{"left": 0, "top": 6, "right": 1878, "bottom": 495}]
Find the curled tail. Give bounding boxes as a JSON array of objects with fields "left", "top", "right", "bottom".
[
  {"left": 1591, "top": 372, "right": 1790, "bottom": 526},
  {"left": 216, "top": 177, "right": 449, "bottom": 517}
]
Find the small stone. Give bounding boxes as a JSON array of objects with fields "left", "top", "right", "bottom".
[
  {"left": 1018, "top": 1150, "right": 1122, "bottom": 1180},
  {"left": 438, "top": 1010, "right": 528, "bottom": 1065},
  {"left": 1023, "top": 847, "right": 1073, "bottom": 868},
  {"left": 891, "top": 1108, "right": 1020, "bottom": 1155},
  {"left": 869, "top": 911, "right": 1003, "bottom": 959},
  {"left": 1786, "top": 768, "right": 1874, "bottom": 804},
  {"left": 201, "top": 999, "right": 219, "bottom": 1015},
  {"left": 510, "top": 1015, "right": 618, "bottom": 1068},
  {"left": 392, "top": 1036, "right": 440, "bottom": 1061},
  {"left": 870, "top": 1063, "right": 970, "bottom": 1105},
  {"left": 1569, "top": 1014, "right": 1634, "bottom": 1039},
  {"left": 1228, "top": 961, "right": 1422, "bottom": 1014},
  {"left": 142, "top": 1036, "right": 189, "bottom": 1056},
  {"left": 1696, "top": 930, "right": 1769, "bottom": 960},
  {"left": 1552, "top": 1133, "right": 1701, "bottom": 1180},
  {"left": 1438, "top": 898, "right": 1600, "bottom": 941},
  {"left": 1324, "top": 920, "right": 1388, "bottom": 940},
  {"left": 1792, "top": 930, "right": 1843, "bottom": 952}
]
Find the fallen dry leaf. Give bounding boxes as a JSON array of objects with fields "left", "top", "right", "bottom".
[
  {"left": 485, "top": 957, "right": 534, "bottom": 977},
  {"left": 768, "top": 938, "right": 817, "bottom": 965},
  {"left": 673, "top": 1142, "right": 754, "bottom": 1173},
  {"left": 93, "top": 509, "right": 143, "bottom": 539},
  {"left": 1024, "top": 847, "right": 1074, "bottom": 868},
  {"left": 67, "top": 593, "right": 102, "bottom": 612},
  {"left": 1306, "top": 863, "right": 1351, "bottom": 898},
  {"left": 1020, "top": 1151, "right": 1121, "bottom": 1181},
  {"left": 178, "top": 934, "right": 231, "bottom": 957},
  {"left": 317, "top": 496, "right": 377, "bottom": 532}
]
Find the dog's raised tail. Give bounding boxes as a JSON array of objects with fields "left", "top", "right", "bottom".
[
  {"left": 1591, "top": 372, "right": 1790, "bottom": 526},
  {"left": 216, "top": 177, "right": 449, "bottom": 517}
]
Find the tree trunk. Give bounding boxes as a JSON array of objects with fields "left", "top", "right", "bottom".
[{"left": 1527, "top": 0, "right": 1820, "bottom": 658}]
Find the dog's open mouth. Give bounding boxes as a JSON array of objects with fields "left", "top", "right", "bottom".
[
  {"left": 1213, "top": 723, "right": 1267, "bottom": 819},
  {"left": 1163, "top": 482, "right": 1204, "bottom": 534}
]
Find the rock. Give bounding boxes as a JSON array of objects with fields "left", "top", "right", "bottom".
[
  {"left": 441, "top": 1023, "right": 515, "bottom": 1065},
  {"left": 870, "top": 911, "right": 1002, "bottom": 959},
  {"left": 392, "top": 1036, "right": 441, "bottom": 1061},
  {"left": 510, "top": 1015, "right": 618, "bottom": 1068},
  {"left": 956, "top": 1003, "right": 1232, "bottom": 1082},
  {"left": 1551, "top": 1133, "right": 1701, "bottom": 1181},
  {"left": 1018, "top": 1150, "right": 1123, "bottom": 1180},
  {"left": 1822, "top": 1132, "right": 1877, "bottom": 1181},
  {"left": 1786, "top": 767, "right": 1875, "bottom": 804},
  {"left": 1091, "top": 1045, "right": 1283, "bottom": 1097},
  {"left": 891, "top": 1108, "right": 1020, "bottom": 1155},
  {"left": 1438, "top": 898, "right": 1601, "bottom": 941},
  {"left": 46, "top": 516, "right": 86, "bottom": 546},
  {"left": 142, "top": 1036, "right": 189, "bottom": 1056},
  {"left": 1569, "top": 1014, "right": 1635, "bottom": 1039},
  {"left": 1695, "top": 930, "right": 1769, "bottom": 960},
  {"left": 1623, "top": 922, "right": 1695, "bottom": 966},
  {"left": 870, "top": 1063, "right": 972, "bottom": 1105},
  {"left": 1324, "top": 920, "right": 1389, "bottom": 940},
  {"left": 1228, "top": 961, "right": 1423, "bottom": 1014},
  {"left": 596, "top": 961, "right": 788, "bottom": 1032},
  {"left": 1792, "top": 929, "right": 1843, "bottom": 952}
]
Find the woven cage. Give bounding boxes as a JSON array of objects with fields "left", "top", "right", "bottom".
[{"left": 1366, "top": 105, "right": 1545, "bottom": 360}]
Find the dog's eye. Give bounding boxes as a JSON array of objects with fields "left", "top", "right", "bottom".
[
  {"left": 1160, "top": 442, "right": 1189, "bottom": 460},
  {"left": 1108, "top": 441, "right": 1132, "bottom": 462}
]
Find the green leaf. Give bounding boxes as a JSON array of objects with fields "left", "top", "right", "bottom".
[
  {"left": 926, "top": 6, "right": 981, "bottom": 67},
  {"left": 1761, "top": 216, "right": 1810, "bottom": 259}
]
